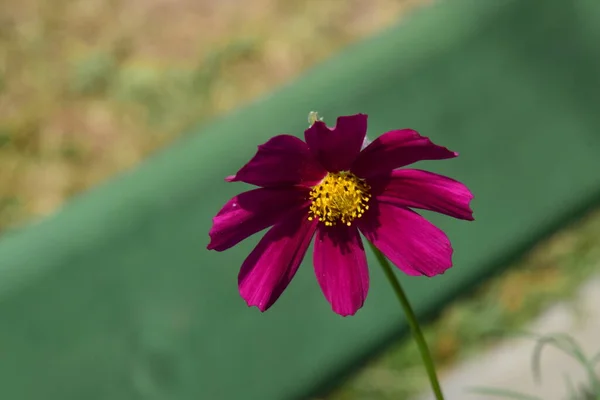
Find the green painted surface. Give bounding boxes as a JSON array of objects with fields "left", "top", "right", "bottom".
[{"left": 1, "top": 0, "right": 600, "bottom": 399}]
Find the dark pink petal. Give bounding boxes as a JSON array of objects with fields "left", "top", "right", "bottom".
[
  {"left": 371, "top": 169, "right": 474, "bottom": 221},
  {"left": 351, "top": 129, "right": 457, "bottom": 178},
  {"left": 227, "top": 134, "right": 326, "bottom": 187},
  {"left": 207, "top": 187, "right": 310, "bottom": 251},
  {"left": 358, "top": 202, "right": 453, "bottom": 277},
  {"left": 313, "top": 225, "right": 369, "bottom": 316},
  {"left": 304, "top": 114, "right": 368, "bottom": 172},
  {"left": 238, "top": 210, "right": 317, "bottom": 312}
]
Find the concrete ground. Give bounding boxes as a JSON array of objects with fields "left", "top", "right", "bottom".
[{"left": 417, "top": 275, "right": 600, "bottom": 400}]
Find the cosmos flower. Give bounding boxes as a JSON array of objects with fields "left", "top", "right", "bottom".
[{"left": 207, "top": 114, "right": 474, "bottom": 316}]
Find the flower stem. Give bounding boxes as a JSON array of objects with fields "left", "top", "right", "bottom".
[{"left": 369, "top": 242, "right": 445, "bottom": 400}]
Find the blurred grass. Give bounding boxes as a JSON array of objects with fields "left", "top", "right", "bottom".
[
  {"left": 2, "top": 1, "right": 600, "bottom": 400},
  {"left": 0, "top": 0, "right": 427, "bottom": 230}
]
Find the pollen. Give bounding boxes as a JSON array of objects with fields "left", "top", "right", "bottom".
[{"left": 308, "top": 171, "right": 371, "bottom": 226}]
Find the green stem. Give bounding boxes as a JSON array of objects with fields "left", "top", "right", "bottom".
[{"left": 369, "top": 242, "right": 445, "bottom": 400}]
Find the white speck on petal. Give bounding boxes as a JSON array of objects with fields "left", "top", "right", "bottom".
[{"left": 361, "top": 136, "right": 371, "bottom": 150}]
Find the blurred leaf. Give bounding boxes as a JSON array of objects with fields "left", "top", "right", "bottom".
[
  {"left": 0, "top": 128, "right": 11, "bottom": 147},
  {"left": 69, "top": 52, "right": 118, "bottom": 96},
  {"left": 531, "top": 332, "right": 600, "bottom": 395},
  {"left": 591, "top": 351, "right": 600, "bottom": 367},
  {"left": 0, "top": 197, "right": 21, "bottom": 228},
  {"left": 192, "top": 38, "right": 259, "bottom": 92},
  {"left": 60, "top": 142, "right": 83, "bottom": 162},
  {"left": 112, "top": 65, "right": 162, "bottom": 102},
  {"left": 564, "top": 374, "right": 579, "bottom": 400},
  {"left": 467, "top": 387, "right": 542, "bottom": 400}
]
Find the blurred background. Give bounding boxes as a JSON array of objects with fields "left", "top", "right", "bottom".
[
  {"left": 0, "top": 0, "right": 426, "bottom": 231},
  {"left": 1, "top": 0, "right": 600, "bottom": 399}
]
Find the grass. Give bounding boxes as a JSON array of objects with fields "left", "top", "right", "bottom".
[
  {"left": 1, "top": 1, "right": 599, "bottom": 399},
  {"left": 0, "top": 0, "right": 427, "bottom": 231},
  {"left": 469, "top": 331, "right": 600, "bottom": 400}
]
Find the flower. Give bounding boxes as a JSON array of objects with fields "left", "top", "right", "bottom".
[{"left": 207, "top": 114, "right": 474, "bottom": 316}]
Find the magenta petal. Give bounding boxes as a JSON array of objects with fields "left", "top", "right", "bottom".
[
  {"left": 351, "top": 129, "right": 457, "bottom": 178},
  {"left": 304, "top": 114, "right": 368, "bottom": 172},
  {"left": 371, "top": 169, "right": 474, "bottom": 221},
  {"left": 227, "top": 134, "right": 326, "bottom": 187},
  {"left": 358, "top": 202, "right": 453, "bottom": 277},
  {"left": 313, "top": 226, "right": 369, "bottom": 316},
  {"left": 238, "top": 210, "right": 317, "bottom": 311},
  {"left": 207, "top": 187, "right": 309, "bottom": 251}
]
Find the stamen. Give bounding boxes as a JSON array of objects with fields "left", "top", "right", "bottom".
[{"left": 308, "top": 171, "right": 371, "bottom": 226}]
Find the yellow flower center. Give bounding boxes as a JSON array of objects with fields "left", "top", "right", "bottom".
[{"left": 308, "top": 172, "right": 371, "bottom": 226}]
